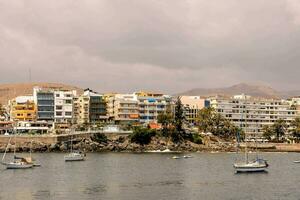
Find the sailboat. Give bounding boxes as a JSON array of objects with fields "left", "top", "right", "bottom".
[
  {"left": 233, "top": 98, "right": 268, "bottom": 173},
  {"left": 64, "top": 128, "right": 85, "bottom": 162},
  {"left": 1, "top": 135, "right": 33, "bottom": 169},
  {"left": 14, "top": 140, "right": 41, "bottom": 167}
]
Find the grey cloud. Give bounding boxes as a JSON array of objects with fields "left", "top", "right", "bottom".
[{"left": 0, "top": 0, "right": 300, "bottom": 93}]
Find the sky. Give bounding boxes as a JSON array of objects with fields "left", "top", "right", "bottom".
[{"left": 1, "top": 0, "right": 300, "bottom": 93}]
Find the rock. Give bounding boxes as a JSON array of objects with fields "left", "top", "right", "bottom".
[{"left": 59, "top": 143, "right": 68, "bottom": 151}]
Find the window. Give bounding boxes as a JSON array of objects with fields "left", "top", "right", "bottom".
[
  {"left": 56, "top": 105, "right": 63, "bottom": 110},
  {"left": 65, "top": 112, "right": 72, "bottom": 116},
  {"left": 56, "top": 94, "right": 60, "bottom": 97},
  {"left": 56, "top": 112, "right": 62, "bottom": 116},
  {"left": 65, "top": 100, "right": 72, "bottom": 104}
]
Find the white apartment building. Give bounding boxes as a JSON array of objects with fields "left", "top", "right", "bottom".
[
  {"left": 33, "top": 87, "right": 76, "bottom": 124},
  {"left": 54, "top": 90, "right": 77, "bottom": 123},
  {"left": 210, "top": 94, "right": 298, "bottom": 137}
]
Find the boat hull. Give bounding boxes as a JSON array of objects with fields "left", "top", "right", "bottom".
[
  {"left": 234, "top": 166, "right": 267, "bottom": 173},
  {"left": 234, "top": 162, "right": 268, "bottom": 173},
  {"left": 64, "top": 157, "right": 85, "bottom": 162},
  {"left": 64, "top": 153, "right": 85, "bottom": 162},
  {"left": 4, "top": 162, "right": 33, "bottom": 169}
]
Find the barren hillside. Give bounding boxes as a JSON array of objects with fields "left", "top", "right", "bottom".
[{"left": 0, "top": 82, "right": 83, "bottom": 105}]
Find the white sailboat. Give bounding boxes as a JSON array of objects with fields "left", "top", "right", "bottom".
[
  {"left": 1, "top": 135, "right": 33, "bottom": 169},
  {"left": 233, "top": 97, "right": 268, "bottom": 173},
  {"left": 64, "top": 129, "right": 85, "bottom": 162}
]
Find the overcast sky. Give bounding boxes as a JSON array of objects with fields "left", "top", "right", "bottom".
[{"left": 1, "top": 0, "right": 300, "bottom": 93}]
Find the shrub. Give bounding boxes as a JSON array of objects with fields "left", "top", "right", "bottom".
[
  {"left": 184, "top": 132, "right": 202, "bottom": 144},
  {"left": 91, "top": 132, "right": 108, "bottom": 143},
  {"left": 192, "top": 134, "right": 202, "bottom": 144},
  {"left": 130, "top": 127, "right": 156, "bottom": 145}
]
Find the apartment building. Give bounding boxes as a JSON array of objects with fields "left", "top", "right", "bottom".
[
  {"left": 210, "top": 94, "right": 298, "bottom": 137},
  {"left": 107, "top": 94, "right": 139, "bottom": 124},
  {"left": 180, "top": 96, "right": 210, "bottom": 125},
  {"left": 287, "top": 97, "right": 300, "bottom": 113},
  {"left": 9, "top": 96, "right": 36, "bottom": 122},
  {"left": 74, "top": 89, "right": 107, "bottom": 124},
  {"left": 135, "top": 91, "right": 172, "bottom": 124},
  {"left": 33, "top": 88, "right": 55, "bottom": 122},
  {"left": 54, "top": 90, "right": 76, "bottom": 123},
  {"left": 34, "top": 87, "right": 76, "bottom": 124}
]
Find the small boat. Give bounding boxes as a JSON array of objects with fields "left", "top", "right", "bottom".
[
  {"left": 172, "top": 156, "right": 180, "bottom": 159},
  {"left": 64, "top": 152, "right": 85, "bottom": 162},
  {"left": 4, "top": 160, "right": 33, "bottom": 169},
  {"left": 183, "top": 155, "right": 193, "bottom": 159},
  {"left": 1, "top": 136, "right": 33, "bottom": 169},
  {"left": 64, "top": 128, "right": 86, "bottom": 162},
  {"left": 293, "top": 160, "right": 300, "bottom": 163},
  {"left": 234, "top": 158, "right": 268, "bottom": 173}
]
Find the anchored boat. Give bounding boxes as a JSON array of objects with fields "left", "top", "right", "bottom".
[
  {"left": 233, "top": 98, "right": 268, "bottom": 173},
  {"left": 64, "top": 129, "right": 86, "bottom": 162},
  {"left": 1, "top": 136, "right": 33, "bottom": 169}
]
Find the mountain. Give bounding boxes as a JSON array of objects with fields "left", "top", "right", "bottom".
[
  {"left": 0, "top": 82, "right": 83, "bottom": 105},
  {"left": 177, "top": 83, "right": 286, "bottom": 99}
]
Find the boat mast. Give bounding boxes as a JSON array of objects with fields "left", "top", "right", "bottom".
[
  {"left": 255, "top": 121, "right": 259, "bottom": 160},
  {"left": 244, "top": 95, "right": 248, "bottom": 164},
  {"left": 70, "top": 129, "right": 73, "bottom": 153},
  {"left": 14, "top": 130, "right": 17, "bottom": 158},
  {"left": 2, "top": 137, "right": 12, "bottom": 163},
  {"left": 30, "top": 140, "right": 33, "bottom": 159}
]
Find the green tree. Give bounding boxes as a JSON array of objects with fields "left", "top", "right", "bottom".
[
  {"left": 197, "top": 107, "right": 215, "bottom": 133},
  {"left": 130, "top": 126, "right": 156, "bottom": 145},
  {"left": 290, "top": 117, "right": 300, "bottom": 139},
  {"left": 197, "top": 107, "right": 238, "bottom": 139},
  {"left": 262, "top": 125, "right": 273, "bottom": 140},
  {"left": 157, "top": 107, "right": 173, "bottom": 137},
  {"left": 172, "top": 97, "right": 185, "bottom": 142},
  {"left": 272, "top": 119, "right": 287, "bottom": 141},
  {"left": 91, "top": 132, "right": 108, "bottom": 143}
]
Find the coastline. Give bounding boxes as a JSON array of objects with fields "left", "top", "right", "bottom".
[{"left": 1, "top": 134, "right": 300, "bottom": 153}]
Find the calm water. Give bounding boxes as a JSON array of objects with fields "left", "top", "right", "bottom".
[{"left": 0, "top": 152, "right": 300, "bottom": 200}]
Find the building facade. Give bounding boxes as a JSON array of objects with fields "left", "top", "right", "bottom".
[
  {"left": 73, "top": 89, "right": 107, "bottom": 124},
  {"left": 34, "top": 88, "right": 55, "bottom": 122},
  {"left": 135, "top": 91, "right": 172, "bottom": 124},
  {"left": 180, "top": 96, "right": 210, "bottom": 125},
  {"left": 210, "top": 94, "right": 298, "bottom": 137},
  {"left": 107, "top": 94, "right": 139, "bottom": 124},
  {"left": 9, "top": 96, "right": 36, "bottom": 122},
  {"left": 54, "top": 90, "right": 76, "bottom": 123},
  {"left": 34, "top": 87, "right": 76, "bottom": 125}
]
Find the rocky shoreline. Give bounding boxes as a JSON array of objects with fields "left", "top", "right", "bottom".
[
  {"left": 0, "top": 136, "right": 236, "bottom": 153},
  {"left": 1, "top": 135, "right": 300, "bottom": 153}
]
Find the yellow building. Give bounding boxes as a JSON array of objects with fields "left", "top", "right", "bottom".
[{"left": 10, "top": 96, "right": 37, "bottom": 122}]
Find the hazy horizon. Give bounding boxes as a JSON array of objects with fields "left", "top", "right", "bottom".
[{"left": 1, "top": 0, "right": 300, "bottom": 93}]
